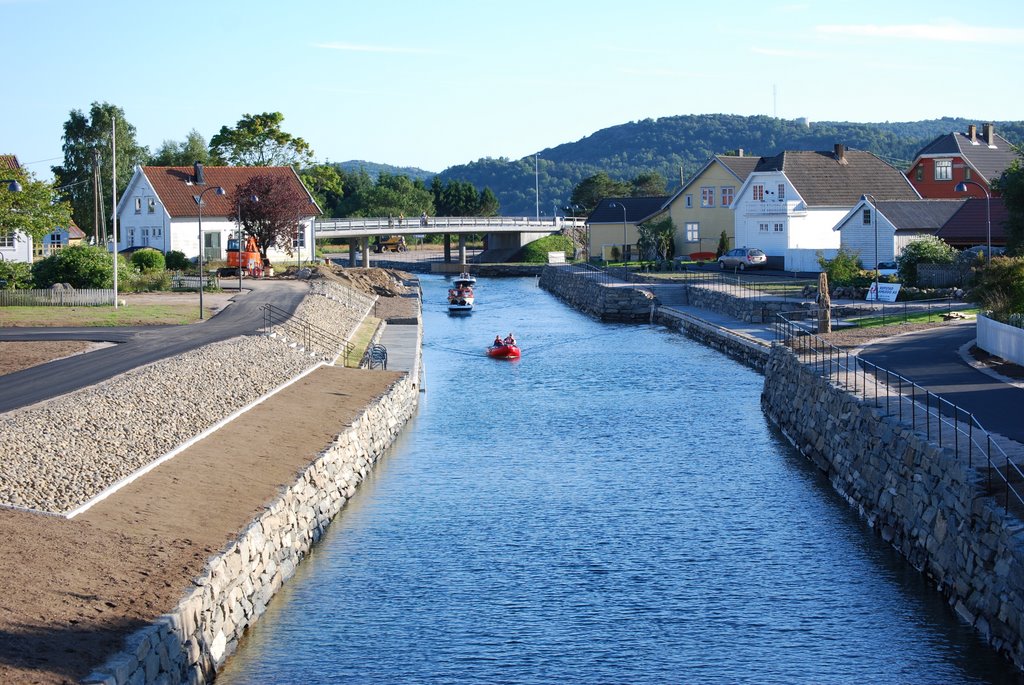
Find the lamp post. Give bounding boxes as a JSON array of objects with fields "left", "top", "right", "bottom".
[
  {"left": 535, "top": 153, "right": 540, "bottom": 221},
  {"left": 862, "top": 194, "right": 879, "bottom": 300},
  {"left": 955, "top": 180, "right": 992, "bottom": 264},
  {"left": 237, "top": 194, "right": 258, "bottom": 292},
  {"left": 194, "top": 185, "right": 225, "bottom": 320},
  {"left": 2, "top": 180, "right": 22, "bottom": 192},
  {"left": 610, "top": 201, "right": 628, "bottom": 264}
]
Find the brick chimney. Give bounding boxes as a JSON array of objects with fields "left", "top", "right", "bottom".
[
  {"left": 737, "top": 148, "right": 744, "bottom": 157},
  {"left": 984, "top": 122, "right": 995, "bottom": 146},
  {"left": 833, "top": 143, "right": 846, "bottom": 163},
  {"left": 968, "top": 124, "right": 977, "bottom": 143},
  {"left": 193, "top": 161, "right": 205, "bottom": 185}
]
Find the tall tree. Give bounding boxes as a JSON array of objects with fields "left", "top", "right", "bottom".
[
  {"left": 351, "top": 172, "right": 434, "bottom": 218},
  {"left": 210, "top": 112, "right": 314, "bottom": 167},
  {"left": 631, "top": 171, "right": 668, "bottom": 197},
  {"left": 150, "top": 129, "right": 212, "bottom": 167},
  {"left": 300, "top": 164, "right": 345, "bottom": 217},
  {"left": 995, "top": 156, "right": 1024, "bottom": 255},
  {"left": 0, "top": 168, "right": 73, "bottom": 243},
  {"left": 227, "top": 175, "right": 311, "bottom": 266},
  {"left": 52, "top": 102, "right": 148, "bottom": 242},
  {"left": 477, "top": 187, "right": 500, "bottom": 216},
  {"left": 570, "top": 172, "right": 631, "bottom": 214}
]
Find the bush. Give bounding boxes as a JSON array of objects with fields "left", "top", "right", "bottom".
[
  {"left": 817, "top": 247, "right": 864, "bottom": 286},
  {"left": 514, "top": 234, "right": 575, "bottom": 263},
  {"left": 0, "top": 261, "right": 33, "bottom": 289},
  {"left": 31, "top": 245, "right": 129, "bottom": 289},
  {"left": 130, "top": 248, "right": 165, "bottom": 273},
  {"left": 896, "top": 236, "right": 958, "bottom": 286},
  {"left": 968, "top": 256, "right": 1024, "bottom": 322},
  {"left": 165, "top": 250, "right": 189, "bottom": 271}
]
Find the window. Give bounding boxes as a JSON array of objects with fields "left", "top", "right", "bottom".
[
  {"left": 293, "top": 228, "right": 305, "bottom": 248},
  {"left": 685, "top": 222, "right": 699, "bottom": 242},
  {"left": 128, "top": 227, "right": 135, "bottom": 247},
  {"left": 700, "top": 187, "right": 714, "bottom": 208},
  {"left": 915, "top": 165, "right": 923, "bottom": 182},
  {"left": 685, "top": 194, "right": 692, "bottom": 208},
  {"left": 142, "top": 228, "right": 150, "bottom": 246},
  {"left": 935, "top": 159, "right": 953, "bottom": 181},
  {"left": 147, "top": 198, "right": 156, "bottom": 213},
  {"left": 752, "top": 184, "right": 764, "bottom": 201},
  {"left": 49, "top": 231, "right": 63, "bottom": 246},
  {"left": 964, "top": 167, "right": 972, "bottom": 181},
  {"left": 773, "top": 222, "right": 784, "bottom": 232},
  {"left": 777, "top": 184, "right": 785, "bottom": 201},
  {"left": 134, "top": 198, "right": 142, "bottom": 214},
  {"left": 0, "top": 232, "right": 14, "bottom": 248},
  {"left": 154, "top": 227, "right": 162, "bottom": 237},
  {"left": 862, "top": 209, "right": 872, "bottom": 225},
  {"left": 721, "top": 187, "right": 734, "bottom": 207},
  {"left": 758, "top": 222, "right": 769, "bottom": 233}
]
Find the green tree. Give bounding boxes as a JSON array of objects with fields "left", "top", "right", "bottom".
[
  {"left": 994, "top": 156, "right": 1024, "bottom": 255},
  {"left": 637, "top": 217, "right": 675, "bottom": 261},
  {"left": 31, "top": 244, "right": 127, "bottom": 289},
  {"left": 300, "top": 164, "right": 345, "bottom": 217},
  {"left": 0, "top": 169, "right": 73, "bottom": 244},
  {"left": 968, "top": 256, "right": 1024, "bottom": 321},
  {"left": 0, "top": 261, "right": 32, "bottom": 289},
  {"left": 478, "top": 187, "right": 500, "bottom": 216},
  {"left": 150, "top": 129, "right": 212, "bottom": 167},
  {"left": 52, "top": 102, "right": 148, "bottom": 243},
  {"left": 631, "top": 171, "right": 667, "bottom": 197},
  {"left": 816, "top": 247, "right": 863, "bottom": 286},
  {"left": 570, "top": 172, "right": 631, "bottom": 214},
  {"left": 716, "top": 230, "right": 729, "bottom": 258},
  {"left": 227, "top": 175, "right": 311, "bottom": 266},
  {"left": 210, "top": 112, "right": 314, "bottom": 167},
  {"left": 130, "top": 248, "right": 165, "bottom": 273},
  {"left": 352, "top": 173, "right": 434, "bottom": 218},
  {"left": 896, "top": 236, "right": 958, "bottom": 285}
]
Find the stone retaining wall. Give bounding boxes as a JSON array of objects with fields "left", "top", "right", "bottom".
[
  {"left": 654, "top": 309, "right": 769, "bottom": 372},
  {"left": 539, "top": 266, "right": 655, "bottom": 322},
  {"left": 84, "top": 369, "right": 421, "bottom": 685},
  {"left": 762, "top": 344, "right": 1024, "bottom": 670},
  {"left": 684, "top": 285, "right": 809, "bottom": 324}
]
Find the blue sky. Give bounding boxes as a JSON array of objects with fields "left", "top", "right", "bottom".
[{"left": 3, "top": 0, "right": 1023, "bottom": 181}]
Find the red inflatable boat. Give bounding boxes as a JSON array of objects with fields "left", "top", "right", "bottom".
[{"left": 487, "top": 343, "right": 521, "bottom": 360}]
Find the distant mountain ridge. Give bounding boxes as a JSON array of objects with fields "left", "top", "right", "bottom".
[
  {"left": 344, "top": 115, "right": 1024, "bottom": 218},
  {"left": 335, "top": 159, "right": 436, "bottom": 182}
]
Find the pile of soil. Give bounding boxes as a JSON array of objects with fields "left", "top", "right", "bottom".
[{"left": 290, "top": 264, "right": 420, "bottom": 320}]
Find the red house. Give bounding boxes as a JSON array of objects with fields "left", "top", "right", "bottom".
[{"left": 906, "top": 123, "right": 1020, "bottom": 199}]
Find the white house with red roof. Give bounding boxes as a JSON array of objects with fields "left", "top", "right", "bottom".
[{"left": 115, "top": 163, "right": 321, "bottom": 264}]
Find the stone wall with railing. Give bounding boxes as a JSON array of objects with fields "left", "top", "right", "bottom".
[
  {"left": 761, "top": 343, "right": 1024, "bottom": 671},
  {"left": 538, "top": 266, "right": 655, "bottom": 322}
]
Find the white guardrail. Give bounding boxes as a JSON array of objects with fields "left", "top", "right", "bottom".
[{"left": 314, "top": 216, "right": 585, "bottom": 238}]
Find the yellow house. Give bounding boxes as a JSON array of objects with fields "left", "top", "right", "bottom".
[
  {"left": 662, "top": 153, "right": 758, "bottom": 259},
  {"left": 586, "top": 196, "right": 669, "bottom": 262}
]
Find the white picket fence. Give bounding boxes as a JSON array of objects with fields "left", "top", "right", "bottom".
[{"left": 0, "top": 288, "right": 115, "bottom": 307}]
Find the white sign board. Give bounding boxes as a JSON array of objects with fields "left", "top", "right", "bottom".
[
  {"left": 866, "top": 282, "right": 901, "bottom": 303},
  {"left": 547, "top": 251, "right": 566, "bottom": 264}
]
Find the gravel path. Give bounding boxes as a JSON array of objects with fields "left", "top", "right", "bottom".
[{"left": 0, "top": 279, "right": 379, "bottom": 515}]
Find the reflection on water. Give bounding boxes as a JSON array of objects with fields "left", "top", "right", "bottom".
[{"left": 217, "top": 276, "right": 1018, "bottom": 684}]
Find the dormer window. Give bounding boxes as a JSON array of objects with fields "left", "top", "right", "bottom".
[
  {"left": 134, "top": 198, "right": 142, "bottom": 214},
  {"left": 147, "top": 198, "right": 156, "bottom": 213},
  {"left": 934, "top": 159, "right": 952, "bottom": 181},
  {"left": 752, "top": 184, "right": 764, "bottom": 201}
]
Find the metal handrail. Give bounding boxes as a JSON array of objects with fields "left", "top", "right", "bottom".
[
  {"left": 773, "top": 312, "right": 1024, "bottom": 512},
  {"left": 260, "top": 303, "right": 354, "bottom": 361}
]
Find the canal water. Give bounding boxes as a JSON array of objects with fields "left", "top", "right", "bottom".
[{"left": 217, "top": 275, "right": 1018, "bottom": 684}]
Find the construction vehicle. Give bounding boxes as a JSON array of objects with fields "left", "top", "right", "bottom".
[
  {"left": 221, "top": 235, "right": 263, "bottom": 277},
  {"left": 373, "top": 235, "right": 407, "bottom": 253}
]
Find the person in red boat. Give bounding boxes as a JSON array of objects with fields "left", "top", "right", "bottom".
[
  {"left": 493, "top": 335, "right": 503, "bottom": 347},
  {"left": 503, "top": 333, "right": 516, "bottom": 346}
]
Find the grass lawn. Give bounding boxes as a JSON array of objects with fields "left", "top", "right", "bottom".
[
  {"left": 849, "top": 308, "right": 979, "bottom": 328},
  {"left": 343, "top": 316, "right": 381, "bottom": 367},
  {"left": 0, "top": 303, "right": 206, "bottom": 327}
]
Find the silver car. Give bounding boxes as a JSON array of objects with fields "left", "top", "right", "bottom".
[{"left": 718, "top": 247, "right": 767, "bottom": 270}]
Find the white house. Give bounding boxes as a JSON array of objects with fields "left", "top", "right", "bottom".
[
  {"left": 833, "top": 197, "right": 966, "bottom": 269},
  {"left": 731, "top": 144, "right": 920, "bottom": 271},
  {"left": 115, "top": 163, "right": 321, "bottom": 264}
]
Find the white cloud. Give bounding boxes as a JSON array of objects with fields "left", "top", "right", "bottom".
[
  {"left": 816, "top": 21, "right": 1024, "bottom": 44},
  {"left": 313, "top": 42, "right": 438, "bottom": 54}
]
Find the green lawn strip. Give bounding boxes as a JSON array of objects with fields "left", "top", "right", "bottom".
[
  {"left": 0, "top": 304, "right": 202, "bottom": 327},
  {"left": 847, "top": 308, "right": 979, "bottom": 328},
  {"left": 343, "top": 317, "right": 381, "bottom": 367}
]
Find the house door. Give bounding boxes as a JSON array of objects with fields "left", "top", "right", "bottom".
[{"left": 204, "top": 232, "right": 222, "bottom": 261}]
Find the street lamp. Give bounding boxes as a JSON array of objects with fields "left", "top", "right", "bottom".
[
  {"left": 194, "top": 185, "right": 225, "bottom": 320},
  {"left": 955, "top": 180, "right": 992, "bottom": 264},
  {"left": 2, "top": 180, "right": 22, "bottom": 193},
  {"left": 609, "top": 201, "right": 628, "bottom": 264},
  {"left": 535, "top": 153, "right": 540, "bottom": 222},
  {"left": 236, "top": 194, "right": 258, "bottom": 292},
  {"left": 861, "top": 194, "right": 880, "bottom": 300}
]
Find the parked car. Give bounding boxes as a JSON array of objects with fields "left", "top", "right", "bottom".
[
  {"left": 718, "top": 247, "right": 767, "bottom": 270},
  {"left": 875, "top": 261, "right": 898, "bottom": 277}
]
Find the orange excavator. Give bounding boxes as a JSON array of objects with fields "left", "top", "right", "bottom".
[{"left": 224, "top": 235, "right": 262, "bottom": 277}]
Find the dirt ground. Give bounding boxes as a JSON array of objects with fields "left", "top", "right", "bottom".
[{"left": 0, "top": 266, "right": 418, "bottom": 684}]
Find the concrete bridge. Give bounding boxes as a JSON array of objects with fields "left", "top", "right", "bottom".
[{"left": 314, "top": 216, "right": 586, "bottom": 266}]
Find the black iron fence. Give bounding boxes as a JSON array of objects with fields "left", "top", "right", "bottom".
[
  {"left": 260, "top": 303, "right": 354, "bottom": 361},
  {"left": 774, "top": 311, "right": 1024, "bottom": 513}
]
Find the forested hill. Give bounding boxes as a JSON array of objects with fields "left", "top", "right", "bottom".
[
  {"left": 336, "top": 160, "right": 435, "bottom": 182},
  {"left": 435, "top": 114, "right": 1024, "bottom": 217}
]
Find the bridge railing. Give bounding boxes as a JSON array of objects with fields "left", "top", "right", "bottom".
[{"left": 314, "top": 216, "right": 585, "bottom": 237}]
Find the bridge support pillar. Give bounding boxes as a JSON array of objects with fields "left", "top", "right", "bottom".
[
  {"left": 458, "top": 234, "right": 467, "bottom": 265},
  {"left": 444, "top": 234, "right": 452, "bottom": 263},
  {"left": 348, "top": 238, "right": 357, "bottom": 267},
  {"left": 361, "top": 237, "right": 370, "bottom": 267}
]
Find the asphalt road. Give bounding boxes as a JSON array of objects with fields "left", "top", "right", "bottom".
[
  {"left": 858, "top": 322, "right": 1024, "bottom": 442},
  {"left": 0, "top": 280, "right": 308, "bottom": 414}
]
